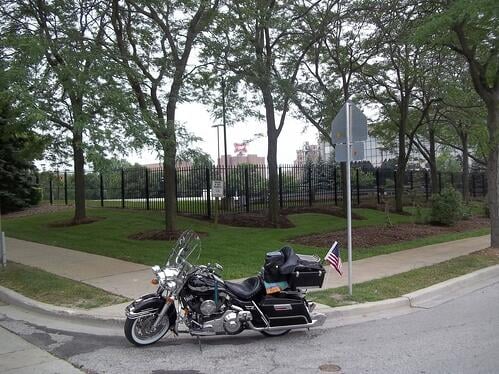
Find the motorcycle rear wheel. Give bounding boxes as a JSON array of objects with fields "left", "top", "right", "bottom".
[
  {"left": 124, "top": 314, "right": 170, "bottom": 346},
  {"left": 260, "top": 329, "right": 291, "bottom": 337}
]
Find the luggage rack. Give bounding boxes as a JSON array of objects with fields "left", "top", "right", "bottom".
[{"left": 297, "top": 254, "right": 321, "bottom": 263}]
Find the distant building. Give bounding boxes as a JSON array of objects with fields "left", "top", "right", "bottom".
[
  {"left": 294, "top": 142, "right": 321, "bottom": 165},
  {"left": 218, "top": 154, "right": 265, "bottom": 167},
  {"left": 318, "top": 136, "right": 397, "bottom": 167}
]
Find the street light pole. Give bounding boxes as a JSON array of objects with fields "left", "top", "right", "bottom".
[
  {"left": 211, "top": 125, "right": 221, "bottom": 177},
  {"left": 221, "top": 77, "right": 229, "bottom": 195}
]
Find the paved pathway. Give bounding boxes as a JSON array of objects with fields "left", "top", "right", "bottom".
[
  {"left": 4, "top": 235, "right": 491, "bottom": 299},
  {"left": 321, "top": 235, "right": 491, "bottom": 289},
  {"left": 0, "top": 322, "right": 83, "bottom": 373}
]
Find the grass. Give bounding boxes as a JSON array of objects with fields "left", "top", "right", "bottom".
[
  {"left": 0, "top": 262, "right": 128, "bottom": 309},
  {"left": 1, "top": 207, "right": 489, "bottom": 279},
  {"left": 309, "top": 249, "right": 499, "bottom": 308}
]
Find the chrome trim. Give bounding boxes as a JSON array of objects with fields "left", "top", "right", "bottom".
[
  {"left": 247, "top": 312, "right": 326, "bottom": 331},
  {"left": 125, "top": 308, "right": 158, "bottom": 320},
  {"left": 252, "top": 301, "right": 270, "bottom": 327}
]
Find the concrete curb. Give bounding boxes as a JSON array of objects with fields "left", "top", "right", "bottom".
[
  {"left": 1, "top": 265, "right": 499, "bottom": 327},
  {"left": 0, "top": 285, "right": 125, "bottom": 326},
  {"left": 404, "top": 264, "right": 499, "bottom": 308}
]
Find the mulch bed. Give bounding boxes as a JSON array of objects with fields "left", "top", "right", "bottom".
[
  {"left": 128, "top": 230, "right": 208, "bottom": 241},
  {"left": 280, "top": 206, "right": 365, "bottom": 220},
  {"left": 2, "top": 204, "right": 72, "bottom": 219},
  {"left": 48, "top": 217, "right": 105, "bottom": 227},
  {"left": 290, "top": 216, "right": 490, "bottom": 249},
  {"left": 216, "top": 213, "right": 295, "bottom": 228}
]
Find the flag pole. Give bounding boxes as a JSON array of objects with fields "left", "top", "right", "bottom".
[{"left": 346, "top": 102, "right": 353, "bottom": 296}]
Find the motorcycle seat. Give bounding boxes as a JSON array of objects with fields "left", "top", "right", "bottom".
[{"left": 225, "top": 276, "right": 263, "bottom": 300}]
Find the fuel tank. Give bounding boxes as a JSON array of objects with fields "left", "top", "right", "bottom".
[{"left": 186, "top": 273, "right": 227, "bottom": 297}]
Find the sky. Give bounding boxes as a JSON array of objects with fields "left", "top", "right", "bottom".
[{"left": 126, "top": 101, "right": 320, "bottom": 166}]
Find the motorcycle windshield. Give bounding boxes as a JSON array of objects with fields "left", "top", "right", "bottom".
[{"left": 166, "top": 230, "right": 201, "bottom": 269}]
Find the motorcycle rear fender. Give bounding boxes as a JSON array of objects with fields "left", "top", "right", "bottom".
[{"left": 125, "top": 293, "right": 177, "bottom": 326}]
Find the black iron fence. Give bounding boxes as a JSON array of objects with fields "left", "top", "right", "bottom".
[{"left": 38, "top": 165, "right": 487, "bottom": 217}]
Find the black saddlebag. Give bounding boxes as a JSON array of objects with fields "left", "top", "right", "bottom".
[
  {"left": 259, "top": 295, "right": 312, "bottom": 327},
  {"left": 263, "top": 248, "right": 325, "bottom": 289},
  {"left": 289, "top": 255, "right": 326, "bottom": 289}
]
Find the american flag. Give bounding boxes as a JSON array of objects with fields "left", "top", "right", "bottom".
[{"left": 325, "top": 241, "right": 343, "bottom": 276}]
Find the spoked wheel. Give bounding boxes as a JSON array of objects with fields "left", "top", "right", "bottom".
[
  {"left": 260, "top": 329, "right": 291, "bottom": 337},
  {"left": 124, "top": 314, "right": 171, "bottom": 346}
]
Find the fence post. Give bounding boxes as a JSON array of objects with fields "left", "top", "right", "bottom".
[
  {"left": 334, "top": 167, "right": 338, "bottom": 206},
  {"left": 438, "top": 172, "right": 442, "bottom": 193},
  {"left": 376, "top": 169, "right": 380, "bottom": 204},
  {"left": 100, "top": 173, "right": 104, "bottom": 207},
  {"left": 49, "top": 176, "right": 53, "bottom": 205},
  {"left": 245, "top": 167, "right": 250, "bottom": 212},
  {"left": 278, "top": 166, "right": 283, "bottom": 209},
  {"left": 356, "top": 168, "right": 360, "bottom": 206},
  {"left": 308, "top": 165, "right": 313, "bottom": 207},
  {"left": 410, "top": 171, "right": 414, "bottom": 191},
  {"left": 121, "top": 168, "right": 125, "bottom": 208},
  {"left": 64, "top": 171, "right": 68, "bottom": 205},
  {"left": 145, "top": 168, "right": 150, "bottom": 210},
  {"left": 424, "top": 170, "right": 429, "bottom": 201},
  {"left": 206, "top": 168, "right": 211, "bottom": 218}
]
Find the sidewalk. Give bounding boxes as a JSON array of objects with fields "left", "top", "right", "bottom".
[
  {"left": 0, "top": 323, "right": 83, "bottom": 373},
  {"left": 4, "top": 235, "right": 491, "bottom": 299}
]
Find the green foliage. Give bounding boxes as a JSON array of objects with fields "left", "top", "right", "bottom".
[
  {"left": 0, "top": 262, "right": 127, "bottom": 309},
  {"left": 0, "top": 63, "right": 45, "bottom": 213},
  {"left": 431, "top": 188, "right": 464, "bottom": 226},
  {"left": 436, "top": 148, "right": 462, "bottom": 173}
]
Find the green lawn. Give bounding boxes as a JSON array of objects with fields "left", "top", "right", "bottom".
[
  {"left": 309, "top": 249, "right": 499, "bottom": 307},
  {"left": 0, "top": 262, "right": 128, "bottom": 309},
  {"left": 2, "top": 207, "right": 489, "bottom": 279}
]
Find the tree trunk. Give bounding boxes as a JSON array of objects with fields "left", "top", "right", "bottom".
[
  {"left": 262, "top": 85, "right": 279, "bottom": 225},
  {"left": 486, "top": 100, "right": 498, "bottom": 247},
  {"left": 72, "top": 129, "right": 86, "bottom": 223},
  {"left": 395, "top": 119, "right": 406, "bottom": 213},
  {"left": 164, "top": 100, "right": 178, "bottom": 233},
  {"left": 428, "top": 125, "right": 438, "bottom": 195},
  {"left": 461, "top": 133, "right": 470, "bottom": 203}
]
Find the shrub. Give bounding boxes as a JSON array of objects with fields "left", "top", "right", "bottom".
[
  {"left": 430, "top": 188, "right": 464, "bottom": 226},
  {"left": 29, "top": 187, "right": 42, "bottom": 206}
]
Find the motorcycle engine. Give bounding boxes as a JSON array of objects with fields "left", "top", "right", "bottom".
[
  {"left": 200, "top": 300, "right": 217, "bottom": 316},
  {"left": 183, "top": 293, "right": 225, "bottom": 317}
]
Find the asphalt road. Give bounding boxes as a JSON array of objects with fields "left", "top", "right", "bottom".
[{"left": 1, "top": 283, "right": 499, "bottom": 374}]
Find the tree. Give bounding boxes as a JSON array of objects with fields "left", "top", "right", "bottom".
[
  {"left": 417, "top": 0, "right": 499, "bottom": 246},
  {"left": 362, "top": 1, "right": 435, "bottom": 212},
  {"left": 4, "top": 0, "right": 136, "bottom": 223},
  {"left": 0, "top": 62, "right": 45, "bottom": 213},
  {"left": 206, "top": 0, "right": 330, "bottom": 225},
  {"left": 110, "top": 0, "right": 220, "bottom": 232},
  {"left": 292, "top": 0, "right": 379, "bottom": 214}
]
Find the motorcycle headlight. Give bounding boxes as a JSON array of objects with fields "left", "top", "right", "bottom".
[{"left": 165, "top": 280, "right": 176, "bottom": 289}]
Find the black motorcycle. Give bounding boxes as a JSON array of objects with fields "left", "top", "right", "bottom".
[{"left": 124, "top": 230, "right": 327, "bottom": 346}]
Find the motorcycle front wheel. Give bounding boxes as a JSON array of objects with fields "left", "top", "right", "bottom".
[{"left": 124, "top": 314, "right": 171, "bottom": 346}]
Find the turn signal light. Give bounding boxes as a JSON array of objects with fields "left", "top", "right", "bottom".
[{"left": 151, "top": 278, "right": 159, "bottom": 285}]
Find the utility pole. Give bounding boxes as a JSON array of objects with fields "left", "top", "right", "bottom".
[{"left": 221, "top": 77, "right": 229, "bottom": 195}]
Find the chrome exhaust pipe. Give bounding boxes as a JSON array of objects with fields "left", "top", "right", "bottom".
[{"left": 247, "top": 312, "right": 326, "bottom": 331}]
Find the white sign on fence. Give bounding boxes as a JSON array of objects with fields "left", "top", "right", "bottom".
[{"left": 212, "top": 180, "right": 224, "bottom": 198}]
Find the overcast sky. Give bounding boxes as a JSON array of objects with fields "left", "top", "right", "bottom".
[{"left": 127, "top": 101, "right": 320, "bottom": 166}]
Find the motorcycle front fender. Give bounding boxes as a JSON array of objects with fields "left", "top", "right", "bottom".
[{"left": 125, "top": 293, "right": 177, "bottom": 327}]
